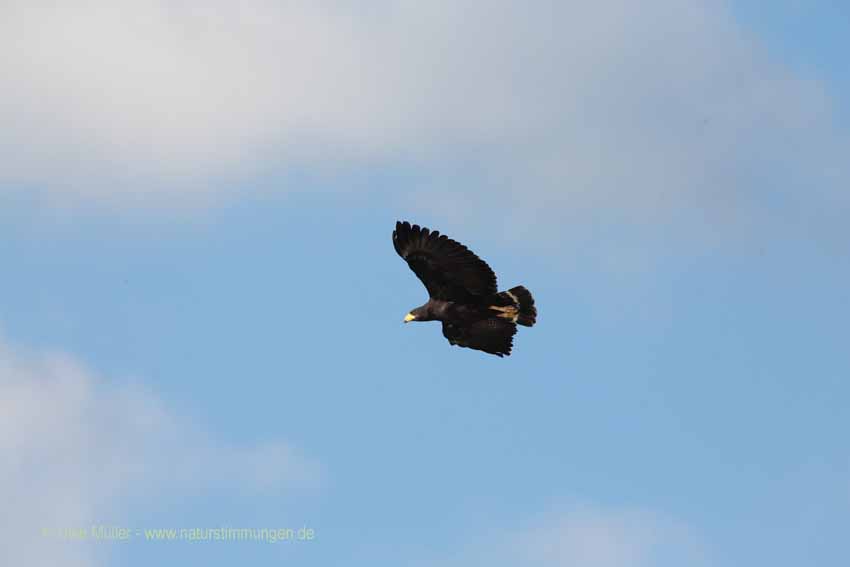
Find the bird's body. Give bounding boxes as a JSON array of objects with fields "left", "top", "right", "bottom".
[{"left": 393, "top": 221, "right": 536, "bottom": 357}]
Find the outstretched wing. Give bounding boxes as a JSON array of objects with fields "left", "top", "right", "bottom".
[
  {"left": 393, "top": 221, "right": 497, "bottom": 301},
  {"left": 442, "top": 318, "right": 516, "bottom": 357}
]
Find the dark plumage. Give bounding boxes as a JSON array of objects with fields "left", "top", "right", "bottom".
[{"left": 393, "top": 221, "right": 537, "bottom": 357}]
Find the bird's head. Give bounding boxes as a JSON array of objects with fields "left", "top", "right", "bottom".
[{"left": 403, "top": 305, "right": 429, "bottom": 323}]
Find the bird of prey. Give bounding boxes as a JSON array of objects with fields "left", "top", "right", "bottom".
[{"left": 393, "top": 221, "right": 536, "bottom": 357}]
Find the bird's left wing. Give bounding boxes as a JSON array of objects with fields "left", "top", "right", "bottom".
[{"left": 393, "top": 221, "right": 497, "bottom": 301}]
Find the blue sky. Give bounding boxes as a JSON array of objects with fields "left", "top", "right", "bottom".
[{"left": 1, "top": 2, "right": 848, "bottom": 566}]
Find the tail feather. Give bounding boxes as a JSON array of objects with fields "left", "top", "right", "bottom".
[{"left": 489, "top": 285, "right": 537, "bottom": 327}]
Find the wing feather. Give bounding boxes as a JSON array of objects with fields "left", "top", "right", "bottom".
[
  {"left": 393, "top": 221, "right": 498, "bottom": 300},
  {"left": 442, "top": 318, "right": 516, "bottom": 357}
]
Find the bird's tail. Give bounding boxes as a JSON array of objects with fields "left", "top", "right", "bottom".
[{"left": 489, "top": 285, "right": 537, "bottom": 327}]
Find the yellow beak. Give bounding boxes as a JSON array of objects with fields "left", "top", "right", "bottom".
[{"left": 404, "top": 313, "right": 416, "bottom": 323}]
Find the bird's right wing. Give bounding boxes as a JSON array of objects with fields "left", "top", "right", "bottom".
[
  {"left": 393, "top": 221, "right": 497, "bottom": 301},
  {"left": 442, "top": 319, "right": 516, "bottom": 357}
]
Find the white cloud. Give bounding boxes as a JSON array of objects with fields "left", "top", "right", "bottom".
[
  {"left": 0, "top": 0, "right": 846, "bottom": 227},
  {"left": 421, "top": 505, "right": 708, "bottom": 567},
  {"left": 516, "top": 506, "right": 707, "bottom": 567},
  {"left": 0, "top": 334, "right": 318, "bottom": 567}
]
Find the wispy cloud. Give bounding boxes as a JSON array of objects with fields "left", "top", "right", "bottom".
[
  {"left": 421, "top": 504, "right": 708, "bottom": 567},
  {"left": 515, "top": 506, "right": 707, "bottom": 567},
  {"left": 0, "top": 333, "right": 318, "bottom": 566},
  {"left": 1, "top": 1, "right": 846, "bottom": 232}
]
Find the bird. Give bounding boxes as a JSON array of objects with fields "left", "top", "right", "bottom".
[{"left": 393, "top": 220, "right": 536, "bottom": 357}]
